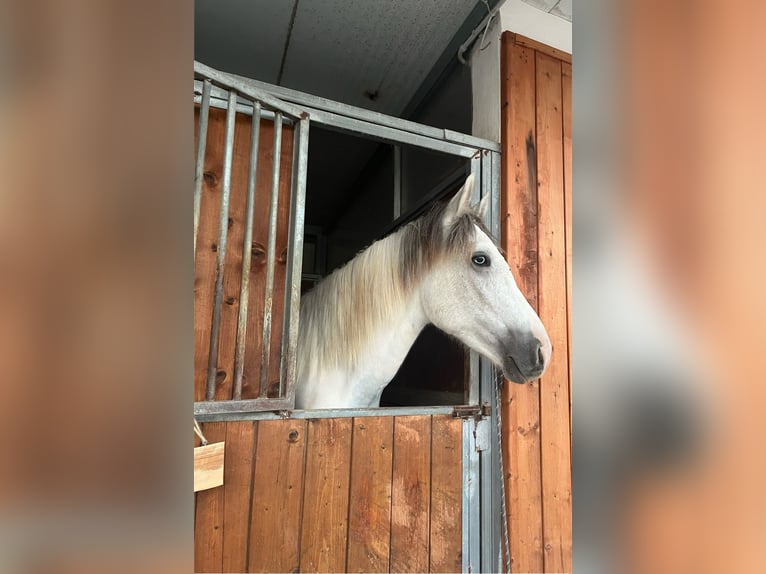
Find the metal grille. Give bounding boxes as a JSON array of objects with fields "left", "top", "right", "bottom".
[{"left": 193, "top": 62, "right": 310, "bottom": 415}]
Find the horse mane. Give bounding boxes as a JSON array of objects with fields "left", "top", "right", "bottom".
[{"left": 298, "top": 199, "right": 493, "bottom": 377}]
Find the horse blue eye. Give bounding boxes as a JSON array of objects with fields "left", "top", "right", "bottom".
[{"left": 472, "top": 254, "right": 489, "bottom": 267}]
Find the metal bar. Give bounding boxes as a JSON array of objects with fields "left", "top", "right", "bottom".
[
  {"left": 467, "top": 156, "right": 483, "bottom": 408},
  {"left": 194, "top": 403, "right": 456, "bottom": 421},
  {"left": 462, "top": 418, "right": 481, "bottom": 573},
  {"left": 480, "top": 359, "right": 501, "bottom": 573},
  {"left": 393, "top": 146, "right": 402, "bottom": 218},
  {"left": 443, "top": 128, "right": 501, "bottom": 153},
  {"left": 298, "top": 104, "right": 477, "bottom": 158},
  {"left": 193, "top": 80, "right": 212, "bottom": 259},
  {"left": 478, "top": 151, "right": 503, "bottom": 572},
  {"left": 280, "top": 116, "right": 310, "bottom": 405},
  {"left": 490, "top": 151, "right": 502, "bottom": 237},
  {"left": 205, "top": 90, "right": 238, "bottom": 401},
  {"left": 232, "top": 102, "right": 262, "bottom": 400},
  {"left": 194, "top": 81, "right": 297, "bottom": 123},
  {"left": 195, "top": 61, "right": 306, "bottom": 120},
  {"left": 258, "top": 112, "right": 283, "bottom": 397},
  {"left": 226, "top": 68, "right": 501, "bottom": 152}
]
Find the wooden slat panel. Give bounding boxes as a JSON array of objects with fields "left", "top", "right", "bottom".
[
  {"left": 562, "top": 61, "right": 573, "bottom": 442},
  {"left": 193, "top": 107, "right": 294, "bottom": 401},
  {"left": 390, "top": 415, "right": 432, "bottom": 573},
  {"left": 194, "top": 108, "right": 225, "bottom": 402},
  {"left": 194, "top": 422, "right": 226, "bottom": 573},
  {"left": 346, "top": 417, "right": 394, "bottom": 573},
  {"left": 428, "top": 415, "right": 462, "bottom": 573},
  {"left": 248, "top": 419, "right": 307, "bottom": 573},
  {"left": 535, "top": 51, "right": 573, "bottom": 574},
  {"left": 222, "top": 421, "right": 257, "bottom": 572},
  {"left": 242, "top": 121, "right": 295, "bottom": 399},
  {"left": 300, "top": 418, "right": 353, "bottom": 573},
  {"left": 500, "top": 32, "right": 545, "bottom": 574}
]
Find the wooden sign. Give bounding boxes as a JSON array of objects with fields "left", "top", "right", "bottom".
[{"left": 194, "top": 441, "right": 225, "bottom": 492}]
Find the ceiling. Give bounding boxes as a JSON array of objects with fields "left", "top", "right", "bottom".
[
  {"left": 195, "top": 0, "right": 498, "bottom": 118},
  {"left": 194, "top": 0, "right": 565, "bottom": 232},
  {"left": 521, "top": 0, "right": 572, "bottom": 22}
]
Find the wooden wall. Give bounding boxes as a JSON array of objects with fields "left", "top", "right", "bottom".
[
  {"left": 500, "top": 32, "right": 573, "bottom": 573},
  {"left": 194, "top": 415, "right": 463, "bottom": 573}
]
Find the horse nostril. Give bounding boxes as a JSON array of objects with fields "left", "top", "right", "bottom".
[{"left": 537, "top": 346, "right": 544, "bottom": 367}]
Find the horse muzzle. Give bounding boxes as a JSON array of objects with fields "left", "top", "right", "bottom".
[{"left": 502, "top": 334, "right": 552, "bottom": 383}]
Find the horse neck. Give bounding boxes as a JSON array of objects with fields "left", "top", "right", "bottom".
[{"left": 297, "top": 230, "right": 429, "bottom": 408}]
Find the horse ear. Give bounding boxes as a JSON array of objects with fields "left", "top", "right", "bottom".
[
  {"left": 476, "top": 192, "right": 490, "bottom": 222},
  {"left": 445, "top": 174, "right": 475, "bottom": 223}
]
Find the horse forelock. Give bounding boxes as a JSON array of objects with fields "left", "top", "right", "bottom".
[{"left": 398, "top": 201, "right": 494, "bottom": 288}]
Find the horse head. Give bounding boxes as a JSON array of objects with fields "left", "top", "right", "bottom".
[{"left": 419, "top": 175, "right": 552, "bottom": 383}]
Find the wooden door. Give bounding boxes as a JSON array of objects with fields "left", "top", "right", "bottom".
[{"left": 194, "top": 414, "right": 463, "bottom": 573}]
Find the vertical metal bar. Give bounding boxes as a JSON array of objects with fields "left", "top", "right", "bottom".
[
  {"left": 468, "top": 154, "right": 483, "bottom": 407},
  {"left": 393, "top": 145, "right": 402, "bottom": 218},
  {"left": 232, "top": 102, "right": 262, "bottom": 400},
  {"left": 490, "top": 151, "right": 502, "bottom": 237},
  {"left": 480, "top": 151, "right": 503, "bottom": 572},
  {"left": 280, "top": 116, "right": 310, "bottom": 404},
  {"left": 194, "top": 79, "right": 212, "bottom": 259},
  {"left": 480, "top": 359, "right": 501, "bottom": 573},
  {"left": 205, "top": 90, "right": 238, "bottom": 401},
  {"left": 462, "top": 418, "right": 481, "bottom": 573},
  {"left": 258, "top": 112, "right": 283, "bottom": 397}
]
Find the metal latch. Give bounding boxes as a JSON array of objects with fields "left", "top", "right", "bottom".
[
  {"left": 452, "top": 403, "right": 492, "bottom": 419},
  {"left": 452, "top": 405, "right": 482, "bottom": 418}
]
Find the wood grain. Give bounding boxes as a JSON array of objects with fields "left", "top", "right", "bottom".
[
  {"left": 248, "top": 419, "right": 307, "bottom": 573},
  {"left": 390, "top": 415, "right": 432, "bottom": 573},
  {"left": 194, "top": 442, "right": 225, "bottom": 493},
  {"left": 221, "top": 422, "right": 256, "bottom": 572},
  {"left": 300, "top": 418, "right": 353, "bottom": 573},
  {"left": 194, "top": 422, "right": 226, "bottom": 572},
  {"left": 346, "top": 417, "right": 394, "bottom": 573},
  {"left": 510, "top": 33, "right": 572, "bottom": 64},
  {"left": 500, "top": 32, "right": 545, "bottom": 574},
  {"left": 536, "top": 51, "right": 573, "bottom": 574},
  {"left": 429, "top": 415, "right": 462, "bottom": 573},
  {"left": 562, "top": 61, "right": 573, "bottom": 444}
]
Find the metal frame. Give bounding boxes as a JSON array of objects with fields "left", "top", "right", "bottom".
[
  {"left": 194, "top": 62, "right": 309, "bottom": 412},
  {"left": 193, "top": 61, "right": 504, "bottom": 573}
]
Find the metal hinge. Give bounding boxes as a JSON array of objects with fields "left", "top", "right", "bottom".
[{"left": 452, "top": 402, "right": 492, "bottom": 419}]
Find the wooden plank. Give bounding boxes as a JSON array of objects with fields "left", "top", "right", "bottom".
[
  {"left": 536, "top": 51, "right": 573, "bottom": 574},
  {"left": 500, "top": 32, "right": 545, "bottom": 574},
  {"left": 562, "top": 61, "right": 573, "bottom": 443},
  {"left": 300, "top": 418, "right": 353, "bottom": 573},
  {"left": 510, "top": 33, "right": 572, "bottom": 64},
  {"left": 390, "top": 415, "right": 432, "bottom": 573},
  {"left": 194, "top": 107, "right": 225, "bottom": 401},
  {"left": 194, "top": 442, "right": 225, "bottom": 492},
  {"left": 346, "top": 417, "right": 394, "bottom": 573},
  {"left": 194, "top": 422, "right": 226, "bottom": 573},
  {"left": 221, "top": 421, "right": 257, "bottom": 572},
  {"left": 248, "top": 419, "right": 307, "bottom": 573},
  {"left": 428, "top": 415, "right": 462, "bottom": 573}
]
